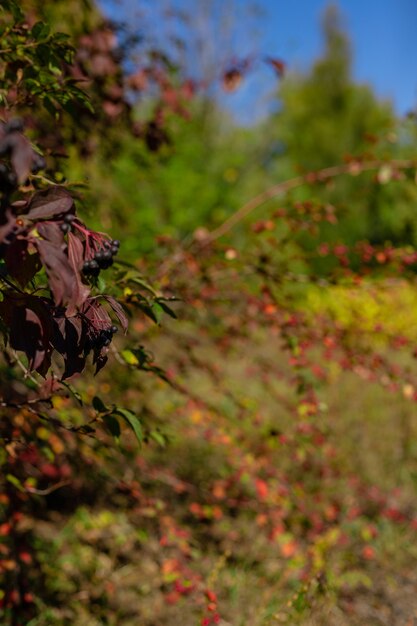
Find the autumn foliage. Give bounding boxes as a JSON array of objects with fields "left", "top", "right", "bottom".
[{"left": 1, "top": 2, "right": 417, "bottom": 625}]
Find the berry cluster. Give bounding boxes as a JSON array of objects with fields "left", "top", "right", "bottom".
[
  {"left": 31, "top": 153, "right": 47, "bottom": 174},
  {"left": 4, "top": 118, "right": 24, "bottom": 133},
  {"left": 82, "top": 240, "right": 120, "bottom": 277},
  {"left": 86, "top": 325, "right": 118, "bottom": 352},
  {"left": 99, "top": 325, "right": 118, "bottom": 347},
  {"left": 60, "top": 213, "right": 76, "bottom": 233}
]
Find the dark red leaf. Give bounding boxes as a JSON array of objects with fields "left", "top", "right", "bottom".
[
  {"left": 222, "top": 68, "right": 242, "bottom": 92},
  {"left": 67, "top": 316, "right": 83, "bottom": 343},
  {"left": 265, "top": 57, "right": 286, "bottom": 77},
  {"left": 102, "top": 295, "right": 128, "bottom": 332},
  {"left": 67, "top": 231, "right": 84, "bottom": 272},
  {"left": 36, "top": 238, "right": 89, "bottom": 315},
  {"left": 4, "top": 238, "right": 41, "bottom": 286},
  {"left": 10, "top": 133, "right": 35, "bottom": 183},
  {"left": 180, "top": 79, "right": 196, "bottom": 100},
  {"left": 0, "top": 293, "right": 52, "bottom": 374},
  {"left": 82, "top": 298, "right": 112, "bottom": 330},
  {"left": 0, "top": 209, "right": 16, "bottom": 245},
  {"left": 52, "top": 314, "right": 87, "bottom": 379},
  {"left": 37, "top": 221, "right": 65, "bottom": 244},
  {"left": 94, "top": 351, "right": 108, "bottom": 375},
  {"left": 126, "top": 69, "right": 148, "bottom": 91},
  {"left": 24, "top": 187, "right": 74, "bottom": 221},
  {"left": 79, "top": 299, "right": 114, "bottom": 375}
]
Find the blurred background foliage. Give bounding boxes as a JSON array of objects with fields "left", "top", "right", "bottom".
[
  {"left": 3, "top": 1, "right": 417, "bottom": 625},
  {"left": 22, "top": 0, "right": 417, "bottom": 255}
]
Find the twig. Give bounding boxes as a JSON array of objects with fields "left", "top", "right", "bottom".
[
  {"left": 25, "top": 480, "right": 71, "bottom": 496},
  {"left": 0, "top": 275, "right": 25, "bottom": 295},
  {"left": 0, "top": 397, "right": 51, "bottom": 408},
  {"left": 155, "top": 159, "right": 416, "bottom": 280},
  {"left": 12, "top": 352, "right": 41, "bottom": 386},
  {"left": 206, "top": 159, "right": 416, "bottom": 242}
]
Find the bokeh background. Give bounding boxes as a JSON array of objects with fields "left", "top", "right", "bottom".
[{"left": 3, "top": 2, "right": 417, "bottom": 625}]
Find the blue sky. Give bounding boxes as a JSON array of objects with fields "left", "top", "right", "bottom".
[
  {"left": 100, "top": 0, "right": 417, "bottom": 124},
  {"left": 262, "top": 0, "right": 417, "bottom": 114}
]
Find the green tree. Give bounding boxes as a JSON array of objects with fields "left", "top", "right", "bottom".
[
  {"left": 274, "top": 5, "right": 393, "bottom": 172},
  {"left": 267, "top": 4, "right": 417, "bottom": 248}
]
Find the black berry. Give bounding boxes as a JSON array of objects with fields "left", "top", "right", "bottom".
[
  {"left": 4, "top": 118, "right": 24, "bottom": 133},
  {"left": 5, "top": 171, "right": 17, "bottom": 188},
  {"left": 83, "top": 259, "right": 100, "bottom": 276},
  {"left": 31, "top": 154, "right": 46, "bottom": 174},
  {"left": 60, "top": 222, "right": 70, "bottom": 233},
  {"left": 0, "top": 137, "right": 12, "bottom": 157}
]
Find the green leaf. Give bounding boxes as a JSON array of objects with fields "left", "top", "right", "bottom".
[
  {"left": 293, "top": 590, "right": 308, "bottom": 613},
  {"left": 121, "top": 349, "right": 139, "bottom": 366},
  {"left": 97, "top": 275, "right": 106, "bottom": 293},
  {"left": 150, "top": 430, "right": 166, "bottom": 447},
  {"left": 43, "top": 448, "right": 54, "bottom": 462},
  {"left": 6, "top": 474, "right": 25, "bottom": 492},
  {"left": 155, "top": 299, "right": 178, "bottom": 319},
  {"left": 130, "top": 346, "right": 151, "bottom": 367},
  {"left": 112, "top": 408, "right": 143, "bottom": 445},
  {"left": 61, "top": 381, "right": 83, "bottom": 406},
  {"left": 43, "top": 96, "right": 58, "bottom": 118},
  {"left": 36, "top": 43, "right": 51, "bottom": 65},
  {"left": 61, "top": 99, "right": 78, "bottom": 117},
  {"left": 92, "top": 396, "right": 108, "bottom": 413},
  {"left": 48, "top": 54, "right": 63, "bottom": 76},
  {"left": 52, "top": 33, "right": 71, "bottom": 43},
  {"left": 130, "top": 276, "right": 158, "bottom": 296},
  {"left": 24, "top": 78, "right": 41, "bottom": 92},
  {"left": 31, "top": 22, "right": 50, "bottom": 41},
  {"left": 102, "top": 414, "right": 121, "bottom": 441},
  {"left": 135, "top": 301, "right": 159, "bottom": 323},
  {"left": 1, "top": 0, "right": 23, "bottom": 20}
]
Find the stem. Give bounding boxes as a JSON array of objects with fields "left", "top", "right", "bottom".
[
  {"left": 156, "top": 158, "right": 416, "bottom": 280},
  {"left": 0, "top": 275, "right": 25, "bottom": 295},
  {"left": 207, "top": 159, "right": 416, "bottom": 242}
]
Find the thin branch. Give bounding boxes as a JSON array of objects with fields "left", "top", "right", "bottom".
[
  {"left": 25, "top": 480, "right": 71, "bottom": 496},
  {"left": 155, "top": 159, "right": 416, "bottom": 280},
  {"left": 0, "top": 275, "right": 25, "bottom": 294},
  {"left": 12, "top": 352, "right": 41, "bottom": 386},
  {"left": 206, "top": 159, "right": 416, "bottom": 242},
  {"left": 0, "top": 397, "right": 51, "bottom": 408}
]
